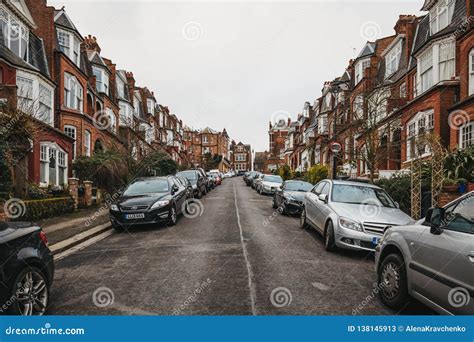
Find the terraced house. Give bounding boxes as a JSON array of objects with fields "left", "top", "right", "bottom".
[{"left": 280, "top": 0, "right": 474, "bottom": 181}]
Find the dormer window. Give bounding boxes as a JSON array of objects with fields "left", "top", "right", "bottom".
[
  {"left": 92, "top": 66, "right": 109, "bottom": 95},
  {"left": 147, "top": 99, "right": 155, "bottom": 114},
  {"left": 429, "top": 0, "right": 455, "bottom": 35},
  {"left": 355, "top": 58, "right": 370, "bottom": 85},
  {"left": 57, "top": 28, "right": 80, "bottom": 67},
  {"left": 385, "top": 41, "right": 402, "bottom": 78},
  {"left": 0, "top": 7, "right": 28, "bottom": 62}
]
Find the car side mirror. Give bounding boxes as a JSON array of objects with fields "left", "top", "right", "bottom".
[
  {"left": 426, "top": 207, "right": 444, "bottom": 235},
  {"left": 318, "top": 194, "right": 328, "bottom": 203},
  {"left": 172, "top": 185, "right": 179, "bottom": 194},
  {"left": 395, "top": 202, "right": 400, "bottom": 209}
]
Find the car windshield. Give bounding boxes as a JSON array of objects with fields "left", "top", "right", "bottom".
[
  {"left": 284, "top": 181, "right": 313, "bottom": 192},
  {"left": 332, "top": 184, "right": 396, "bottom": 208},
  {"left": 176, "top": 171, "right": 198, "bottom": 180},
  {"left": 123, "top": 179, "right": 169, "bottom": 196},
  {"left": 264, "top": 176, "right": 283, "bottom": 183}
]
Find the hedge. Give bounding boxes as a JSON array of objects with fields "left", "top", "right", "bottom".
[{"left": 15, "top": 197, "right": 75, "bottom": 222}]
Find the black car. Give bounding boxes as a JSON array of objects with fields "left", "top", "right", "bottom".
[
  {"left": 177, "top": 177, "right": 194, "bottom": 199},
  {"left": 0, "top": 221, "right": 54, "bottom": 316},
  {"left": 272, "top": 180, "right": 313, "bottom": 215},
  {"left": 244, "top": 171, "right": 257, "bottom": 186},
  {"left": 110, "top": 176, "right": 188, "bottom": 231},
  {"left": 196, "top": 168, "right": 212, "bottom": 192},
  {"left": 176, "top": 170, "right": 207, "bottom": 198}
]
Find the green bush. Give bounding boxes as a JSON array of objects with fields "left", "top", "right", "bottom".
[
  {"left": 305, "top": 165, "right": 329, "bottom": 184},
  {"left": 15, "top": 197, "right": 75, "bottom": 222},
  {"left": 376, "top": 173, "right": 411, "bottom": 215},
  {"left": 278, "top": 165, "right": 292, "bottom": 181}
]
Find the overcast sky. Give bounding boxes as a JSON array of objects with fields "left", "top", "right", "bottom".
[{"left": 48, "top": 0, "right": 423, "bottom": 151}]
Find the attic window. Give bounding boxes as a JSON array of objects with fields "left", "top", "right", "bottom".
[
  {"left": 429, "top": 0, "right": 455, "bottom": 35},
  {"left": 57, "top": 28, "right": 80, "bottom": 67},
  {"left": 0, "top": 6, "right": 29, "bottom": 62},
  {"left": 385, "top": 41, "right": 402, "bottom": 78},
  {"left": 355, "top": 58, "right": 370, "bottom": 85}
]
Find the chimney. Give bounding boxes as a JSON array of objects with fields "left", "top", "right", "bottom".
[{"left": 83, "top": 35, "right": 101, "bottom": 53}]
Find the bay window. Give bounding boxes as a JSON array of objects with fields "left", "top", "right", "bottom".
[
  {"left": 17, "top": 76, "right": 33, "bottom": 110},
  {"left": 57, "top": 28, "right": 81, "bottom": 67},
  {"left": 385, "top": 41, "right": 402, "bottom": 78},
  {"left": 64, "top": 125, "right": 77, "bottom": 159},
  {"left": 93, "top": 66, "right": 109, "bottom": 95},
  {"left": 107, "top": 108, "right": 117, "bottom": 133},
  {"left": 429, "top": 0, "right": 455, "bottom": 35},
  {"left": 469, "top": 50, "right": 474, "bottom": 96},
  {"left": 119, "top": 102, "right": 133, "bottom": 127},
  {"left": 84, "top": 130, "right": 91, "bottom": 157},
  {"left": 39, "top": 143, "right": 68, "bottom": 187},
  {"left": 439, "top": 40, "right": 455, "bottom": 80},
  {"left": 419, "top": 48, "right": 433, "bottom": 93},
  {"left": 0, "top": 6, "right": 28, "bottom": 62},
  {"left": 406, "top": 110, "right": 434, "bottom": 161},
  {"left": 64, "top": 73, "right": 83, "bottom": 111},
  {"left": 39, "top": 85, "right": 53, "bottom": 124}
]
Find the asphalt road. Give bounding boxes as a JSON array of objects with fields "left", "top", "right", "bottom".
[{"left": 49, "top": 177, "right": 432, "bottom": 315}]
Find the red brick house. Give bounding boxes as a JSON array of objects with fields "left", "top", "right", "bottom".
[{"left": 230, "top": 141, "right": 252, "bottom": 172}]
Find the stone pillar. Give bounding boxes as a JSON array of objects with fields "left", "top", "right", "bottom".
[
  {"left": 68, "top": 178, "right": 79, "bottom": 210},
  {"left": 83, "top": 181, "right": 93, "bottom": 207}
]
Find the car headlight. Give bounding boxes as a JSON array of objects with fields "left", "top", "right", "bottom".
[
  {"left": 110, "top": 204, "right": 119, "bottom": 211},
  {"left": 151, "top": 200, "right": 170, "bottom": 210},
  {"left": 192, "top": 184, "right": 197, "bottom": 189},
  {"left": 339, "top": 217, "right": 362, "bottom": 231}
]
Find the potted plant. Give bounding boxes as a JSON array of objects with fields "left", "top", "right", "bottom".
[{"left": 442, "top": 178, "right": 458, "bottom": 193}]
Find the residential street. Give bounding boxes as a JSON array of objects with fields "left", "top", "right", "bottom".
[{"left": 48, "top": 178, "right": 432, "bottom": 315}]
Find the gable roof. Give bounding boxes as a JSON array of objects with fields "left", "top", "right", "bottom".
[
  {"left": 54, "top": 8, "right": 82, "bottom": 38},
  {"left": 6, "top": 0, "right": 36, "bottom": 28},
  {"left": 356, "top": 42, "right": 376, "bottom": 60}
]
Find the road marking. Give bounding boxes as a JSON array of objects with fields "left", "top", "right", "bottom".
[
  {"left": 233, "top": 182, "right": 257, "bottom": 316},
  {"left": 54, "top": 229, "right": 114, "bottom": 261},
  {"left": 312, "top": 282, "right": 330, "bottom": 291}
]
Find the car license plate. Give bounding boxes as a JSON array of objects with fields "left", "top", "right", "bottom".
[
  {"left": 125, "top": 213, "right": 145, "bottom": 220},
  {"left": 372, "top": 237, "right": 380, "bottom": 246}
]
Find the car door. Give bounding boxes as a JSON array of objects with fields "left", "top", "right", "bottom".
[
  {"left": 171, "top": 178, "right": 186, "bottom": 212},
  {"left": 305, "top": 182, "right": 325, "bottom": 232},
  {"left": 410, "top": 195, "right": 474, "bottom": 314},
  {"left": 313, "top": 182, "right": 330, "bottom": 230}
]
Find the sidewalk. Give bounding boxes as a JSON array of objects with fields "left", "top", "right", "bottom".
[{"left": 38, "top": 205, "right": 110, "bottom": 246}]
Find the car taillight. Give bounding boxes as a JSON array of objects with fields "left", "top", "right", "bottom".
[{"left": 39, "top": 231, "right": 49, "bottom": 247}]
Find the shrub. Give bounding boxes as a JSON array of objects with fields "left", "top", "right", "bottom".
[
  {"left": 278, "top": 165, "right": 292, "bottom": 181},
  {"left": 13, "top": 197, "right": 75, "bottom": 222},
  {"left": 305, "top": 165, "right": 329, "bottom": 184},
  {"left": 376, "top": 173, "right": 411, "bottom": 214}
]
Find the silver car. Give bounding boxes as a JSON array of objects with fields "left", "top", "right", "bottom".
[
  {"left": 300, "top": 180, "right": 413, "bottom": 252},
  {"left": 375, "top": 191, "right": 474, "bottom": 315},
  {"left": 257, "top": 175, "right": 283, "bottom": 195}
]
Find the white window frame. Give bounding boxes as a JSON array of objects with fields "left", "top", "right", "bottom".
[
  {"left": 385, "top": 41, "right": 402, "bottom": 78},
  {"left": 147, "top": 99, "right": 155, "bottom": 115},
  {"left": 107, "top": 108, "right": 117, "bottom": 133},
  {"left": 0, "top": 6, "right": 29, "bottom": 62},
  {"left": 203, "top": 136, "right": 209, "bottom": 144},
  {"left": 439, "top": 40, "right": 455, "bottom": 81},
  {"left": 459, "top": 122, "right": 473, "bottom": 149},
  {"left": 16, "top": 70, "right": 54, "bottom": 126},
  {"left": 64, "top": 125, "right": 77, "bottom": 159},
  {"left": 39, "top": 142, "right": 68, "bottom": 187},
  {"left": 84, "top": 130, "right": 91, "bottom": 157},
  {"left": 57, "top": 28, "right": 81, "bottom": 67},
  {"left": 64, "top": 72, "right": 83, "bottom": 111},
  {"left": 355, "top": 58, "right": 370, "bottom": 85},
  {"left": 406, "top": 110, "right": 435, "bottom": 161},
  {"left": 92, "top": 66, "right": 109, "bottom": 95},
  {"left": 119, "top": 101, "right": 133, "bottom": 127},
  {"left": 429, "top": 0, "right": 455, "bottom": 35}
]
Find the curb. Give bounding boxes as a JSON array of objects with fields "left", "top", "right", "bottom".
[{"left": 49, "top": 222, "right": 113, "bottom": 256}]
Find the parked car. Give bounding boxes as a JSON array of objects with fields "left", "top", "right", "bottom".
[
  {"left": 257, "top": 175, "right": 284, "bottom": 195},
  {"left": 176, "top": 170, "right": 207, "bottom": 198},
  {"left": 196, "top": 168, "right": 212, "bottom": 192},
  {"left": 208, "top": 171, "right": 222, "bottom": 185},
  {"left": 237, "top": 171, "right": 246, "bottom": 176},
  {"left": 244, "top": 171, "right": 257, "bottom": 186},
  {"left": 206, "top": 173, "right": 216, "bottom": 189},
  {"left": 375, "top": 191, "right": 474, "bottom": 315},
  {"left": 110, "top": 176, "right": 188, "bottom": 230},
  {"left": 176, "top": 176, "right": 194, "bottom": 199},
  {"left": 300, "top": 180, "right": 413, "bottom": 252},
  {"left": 251, "top": 173, "right": 263, "bottom": 189},
  {"left": 273, "top": 180, "right": 313, "bottom": 215},
  {"left": 0, "top": 221, "right": 54, "bottom": 316}
]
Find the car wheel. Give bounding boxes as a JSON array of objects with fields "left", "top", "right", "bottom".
[
  {"left": 299, "top": 208, "right": 308, "bottom": 229},
  {"left": 168, "top": 206, "right": 178, "bottom": 226},
  {"left": 8, "top": 266, "right": 49, "bottom": 316},
  {"left": 324, "top": 221, "right": 337, "bottom": 252},
  {"left": 272, "top": 196, "right": 278, "bottom": 209},
  {"left": 378, "top": 253, "right": 409, "bottom": 310}
]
